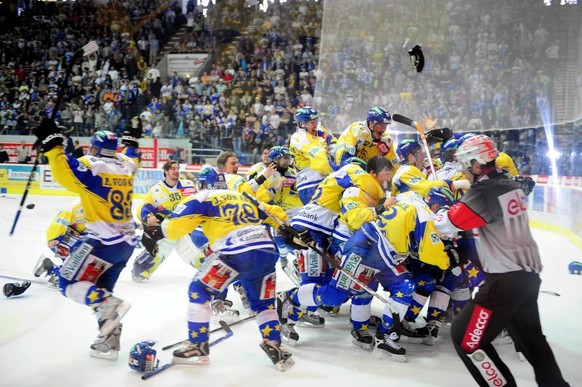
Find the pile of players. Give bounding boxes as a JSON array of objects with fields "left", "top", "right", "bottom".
[{"left": 25, "top": 105, "right": 570, "bottom": 387}]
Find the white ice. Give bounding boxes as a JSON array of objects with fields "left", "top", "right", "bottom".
[{"left": 1, "top": 194, "right": 580, "bottom": 387}]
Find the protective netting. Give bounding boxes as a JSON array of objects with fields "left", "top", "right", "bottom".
[{"left": 315, "top": 0, "right": 582, "bottom": 175}]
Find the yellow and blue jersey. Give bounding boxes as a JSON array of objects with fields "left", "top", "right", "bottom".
[
  {"left": 335, "top": 121, "right": 399, "bottom": 167},
  {"left": 259, "top": 167, "right": 303, "bottom": 216},
  {"left": 392, "top": 164, "right": 449, "bottom": 197},
  {"left": 365, "top": 200, "right": 450, "bottom": 270},
  {"left": 289, "top": 125, "right": 337, "bottom": 192},
  {"left": 44, "top": 145, "right": 139, "bottom": 246},
  {"left": 163, "top": 190, "right": 288, "bottom": 255},
  {"left": 46, "top": 199, "right": 86, "bottom": 244},
  {"left": 137, "top": 179, "right": 197, "bottom": 224},
  {"left": 339, "top": 180, "right": 386, "bottom": 232}
]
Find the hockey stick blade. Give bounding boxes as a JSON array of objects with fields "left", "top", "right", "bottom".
[
  {"left": 162, "top": 315, "right": 255, "bottom": 351},
  {"left": 142, "top": 322, "right": 235, "bottom": 380},
  {"left": 392, "top": 114, "right": 417, "bottom": 128}
]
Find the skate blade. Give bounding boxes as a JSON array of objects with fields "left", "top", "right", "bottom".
[
  {"left": 280, "top": 335, "right": 298, "bottom": 347},
  {"left": 422, "top": 336, "right": 436, "bottom": 346},
  {"left": 172, "top": 356, "right": 210, "bottom": 365},
  {"left": 351, "top": 337, "right": 374, "bottom": 351},
  {"left": 275, "top": 357, "right": 295, "bottom": 372},
  {"left": 100, "top": 303, "right": 131, "bottom": 337},
  {"left": 492, "top": 336, "right": 513, "bottom": 345},
  {"left": 378, "top": 351, "right": 406, "bottom": 362},
  {"left": 89, "top": 349, "right": 119, "bottom": 360},
  {"left": 399, "top": 335, "right": 426, "bottom": 344},
  {"left": 295, "top": 321, "right": 325, "bottom": 329}
]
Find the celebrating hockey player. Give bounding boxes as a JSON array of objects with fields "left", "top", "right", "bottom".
[
  {"left": 289, "top": 106, "right": 337, "bottom": 204},
  {"left": 132, "top": 161, "right": 197, "bottom": 282},
  {"left": 141, "top": 190, "right": 312, "bottom": 371},
  {"left": 34, "top": 117, "right": 141, "bottom": 361},
  {"left": 335, "top": 106, "right": 399, "bottom": 167}
]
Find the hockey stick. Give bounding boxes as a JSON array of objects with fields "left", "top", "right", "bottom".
[
  {"left": 392, "top": 114, "right": 438, "bottom": 180},
  {"left": 540, "top": 290, "right": 561, "bottom": 297},
  {"left": 0, "top": 274, "right": 51, "bottom": 285},
  {"left": 242, "top": 192, "right": 393, "bottom": 307},
  {"left": 9, "top": 41, "right": 99, "bottom": 237},
  {"left": 162, "top": 314, "right": 255, "bottom": 351},
  {"left": 142, "top": 320, "right": 233, "bottom": 380}
]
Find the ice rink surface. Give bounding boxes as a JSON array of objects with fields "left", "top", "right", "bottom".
[{"left": 1, "top": 194, "right": 581, "bottom": 387}]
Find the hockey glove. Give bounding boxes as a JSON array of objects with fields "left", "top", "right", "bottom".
[
  {"left": 444, "top": 241, "right": 468, "bottom": 268},
  {"left": 34, "top": 118, "right": 65, "bottom": 152},
  {"left": 425, "top": 128, "right": 453, "bottom": 143},
  {"left": 141, "top": 225, "right": 165, "bottom": 256},
  {"left": 513, "top": 176, "right": 535, "bottom": 196},
  {"left": 279, "top": 224, "right": 312, "bottom": 250},
  {"left": 121, "top": 116, "right": 143, "bottom": 148}
]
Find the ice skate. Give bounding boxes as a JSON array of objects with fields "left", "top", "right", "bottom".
[
  {"left": 351, "top": 328, "right": 374, "bottom": 350},
  {"left": 418, "top": 320, "right": 441, "bottom": 346},
  {"left": 280, "top": 323, "right": 299, "bottom": 345},
  {"left": 46, "top": 274, "right": 59, "bottom": 290},
  {"left": 492, "top": 328, "right": 513, "bottom": 345},
  {"left": 260, "top": 339, "right": 294, "bottom": 371},
  {"left": 90, "top": 324, "right": 122, "bottom": 360},
  {"left": 131, "top": 269, "right": 150, "bottom": 283},
  {"left": 399, "top": 319, "right": 427, "bottom": 344},
  {"left": 95, "top": 295, "right": 131, "bottom": 337},
  {"left": 318, "top": 305, "right": 341, "bottom": 317},
  {"left": 172, "top": 341, "right": 210, "bottom": 365},
  {"left": 276, "top": 290, "right": 293, "bottom": 323},
  {"left": 375, "top": 330, "right": 406, "bottom": 362},
  {"left": 297, "top": 311, "right": 325, "bottom": 328},
  {"left": 211, "top": 299, "right": 240, "bottom": 324},
  {"left": 33, "top": 256, "right": 56, "bottom": 278}
]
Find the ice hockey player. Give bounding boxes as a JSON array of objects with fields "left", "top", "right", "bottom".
[
  {"left": 335, "top": 106, "right": 399, "bottom": 168},
  {"left": 34, "top": 117, "right": 141, "bottom": 361},
  {"left": 434, "top": 134, "right": 570, "bottom": 387},
  {"left": 289, "top": 106, "right": 337, "bottom": 204},
  {"left": 141, "top": 190, "right": 312, "bottom": 371},
  {"left": 33, "top": 199, "right": 87, "bottom": 289},
  {"left": 131, "top": 161, "right": 197, "bottom": 282}
]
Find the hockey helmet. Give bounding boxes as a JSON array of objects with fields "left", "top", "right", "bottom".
[
  {"left": 268, "top": 146, "right": 293, "bottom": 162},
  {"left": 367, "top": 107, "right": 391, "bottom": 125},
  {"left": 455, "top": 135, "right": 498, "bottom": 169},
  {"left": 396, "top": 138, "right": 422, "bottom": 161},
  {"left": 91, "top": 130, "right": 118, "bottom": 157},
  {"left": 128, "top": 341, "right": 158, "bottom": 372},
  {"left": 425, "top": 186, "right": 455, "bottom": 209},
  {"left": 294, "top": 107, "right": 319, "bottom": 127},
  {"left": 196, "top": 166, "right": 227, "bottom": 190}
]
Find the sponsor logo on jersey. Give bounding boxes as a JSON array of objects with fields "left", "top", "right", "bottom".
[
  {"left": 430, "top": 232, "right": 441, "bottom": 244},
  {"left": 461, "top": 305, "right": 492, "bottom": 352}
]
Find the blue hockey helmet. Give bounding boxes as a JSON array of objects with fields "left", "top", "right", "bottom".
[
  {"left": 396, "top": 138, "right": 421, "bottom": 161},
  {"left": 442, "top": 138, "right": 460, "bottom": 153},
  {"left": 128, "top": 341, "right": 158, "bottom": 372},
  {"left": 268, "top": 146, "right": 293, "bottom": 162},
  {"left": 367, "top": 107, "right": 391, "bottom": 125},
  {"left": 425, "top": 186, "right": 455, "bottom": 209},
  {"left": 295, "top": 106, "right": 319, "bottom": 127},
  {"left": 91, "top": 130, "right": 118, "bottom": 157},
  {"left": 196, "top": 166, "right": 227, "bottom": 190}
]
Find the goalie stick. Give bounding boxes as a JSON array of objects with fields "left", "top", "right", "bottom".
[
  {"left": 9, "top": 41, "right": 99, "bottom": 237},
  {"left": 392, "top": 113, "right": 438, "bottom": 180},
  {"left": 162, "top": 314, "right": 255, "bottom": 351},
  {"left": 0, "top": 274, "right": 52, "bottom": 286},
  {"left": 142, "top": 320, "right": 233, "bottom": 380},
  {"left": 241, "top": 192, "right": 396, "bottom": 312}
]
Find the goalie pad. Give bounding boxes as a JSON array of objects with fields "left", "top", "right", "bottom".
[{"left": 174, "top": 235, "right": 206, "bottom": 268}]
